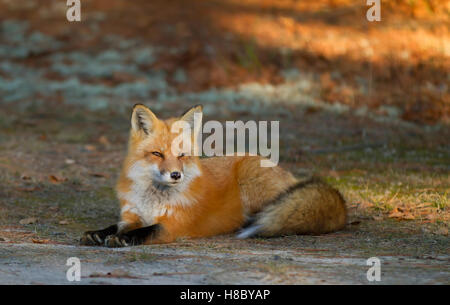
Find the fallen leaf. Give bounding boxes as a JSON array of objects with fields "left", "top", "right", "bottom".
[
  {"left": 65, "top": 159, "right": 75, "bottom": 165},
  {"left": 401, "top": 213, "right": 415, "bottom": 220},
  {"left": 32, "top": 238, "right": 51, "bottom": 244},
  {"left": 372, "top": 215, "right": 383, "bottom": 221},
  {"left": 84, "top": 144, "right": 97, "bottom": 152},
  {"left": 98, "top": 135, "right": 111, "bottom": 147},
  {"left": 20, "top": 174, "right": 31, "bottom": 180},
  {"left": 58, "top": 220, "right": 69, "bottom": 225},
  {"left": 19, "top": 217, "right": 38, "bottom": 225},
  {"left": 388, "top": 208, "right": 403, "bottom": 218},
  {"left": 89, "top": 172, "right": 108, "bottom": 178},
  {"left": 49, "top": 175, "right": 67, "bottom": 184}
]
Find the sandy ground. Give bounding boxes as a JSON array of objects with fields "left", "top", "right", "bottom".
[
  {"left": 1, "top": 218, "right": 449, "bottom": 285},
  {"left": 1, "top": 240, "right": 448, "bottom": 285}
]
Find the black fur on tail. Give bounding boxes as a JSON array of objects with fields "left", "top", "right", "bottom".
[{"left": 236, "top": 177, "right": 318, "bottom": 239}]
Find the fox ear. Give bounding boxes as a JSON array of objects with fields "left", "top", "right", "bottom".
[
  {"left": 131, "top": 104, "right": 158, "bottom": 135},
  {"left": 180, "top": 104, "right": 203, "bottom": 130}
]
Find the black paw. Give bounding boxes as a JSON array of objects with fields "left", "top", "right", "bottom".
[
  {"left": 103, "top": 225, "right": 161, "bottom": 247},
  {"left": 80, "top": 224, "right": 118, "bottom": 246},
  {"left": 80, "top": 230, "right": 106, "bottom": 246},
  {"left": 104, "top": 234, "right": 143, "bottom": 248}
]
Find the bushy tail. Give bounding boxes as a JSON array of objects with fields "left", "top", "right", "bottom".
[{"left": 236, "top": 178, "right": 347, "bottom": 238}]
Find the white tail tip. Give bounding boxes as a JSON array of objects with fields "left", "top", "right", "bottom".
[{"left": 236, "top": 225, "right": 262, "bottom": 239}]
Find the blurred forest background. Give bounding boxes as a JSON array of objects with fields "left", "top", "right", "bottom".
[
  {"left": 0, "top": 0, "right": 448, "bottom": 280},
  {"left": 0, "top": 0, "right": 448, "bottom": 122}
]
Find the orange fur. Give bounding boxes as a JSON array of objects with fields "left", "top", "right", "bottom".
[{"left": 110, "top": 104, "right": 346, "bottom": 245}]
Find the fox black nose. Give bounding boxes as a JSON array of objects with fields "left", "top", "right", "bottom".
[{"left": 170, "top": 171, "right": 181, "bottom": 180}]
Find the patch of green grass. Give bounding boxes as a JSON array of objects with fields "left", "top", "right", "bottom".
[
  {"left": 430, "top": 190, "right": 448, "bottom": 210},
  {"left": 323, "top": 154, "right": 449, "bottom": 223}
]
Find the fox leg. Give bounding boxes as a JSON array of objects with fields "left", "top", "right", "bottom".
[
  {"left": 117, "top": 210, "right": 143, "bottom": 233},
  {"left": 105, "top": 224, "right": 164, "bottom": 248},
  {"left": 80, "top": 210, "right": 142, "bottom": 246},
  {"left": 80, "top": 224, "right": 118, "bottom": 246}
]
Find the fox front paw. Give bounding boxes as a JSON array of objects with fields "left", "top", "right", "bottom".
[
  {"left": 80, "top": 230, "right": 106, "bottom": 246},
  {"left": 104, "top": 234, "right": 130, "bottom": 248},
  {"left": 104, "top": 233, "right": 146, "bottom": 248},
  {"left": 79, "top": 224, "right": 118, "bottom": 246}
]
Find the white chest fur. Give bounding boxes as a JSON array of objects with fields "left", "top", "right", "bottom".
[{"left": 118, "top": 160, "right": 200, "bottom": 226}]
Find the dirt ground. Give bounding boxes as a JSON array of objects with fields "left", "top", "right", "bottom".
[
  {"left": 0, "top": 107, "right": 448, "bottom": 284},
  {"left": 0, "top": 0, "right": 449, "bottom": 284}
]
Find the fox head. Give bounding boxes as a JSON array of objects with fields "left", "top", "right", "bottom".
[{"left": 126, "top": 104, "right": 203, "bottom": 188}]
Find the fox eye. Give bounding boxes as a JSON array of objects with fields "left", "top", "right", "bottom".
[{"left": 151, "top": 151, "right": 164, "bottom": 158}]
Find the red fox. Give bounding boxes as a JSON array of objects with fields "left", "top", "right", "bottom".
[{"left": 81, "top": 104, "right": 347, "bottom": 247}]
